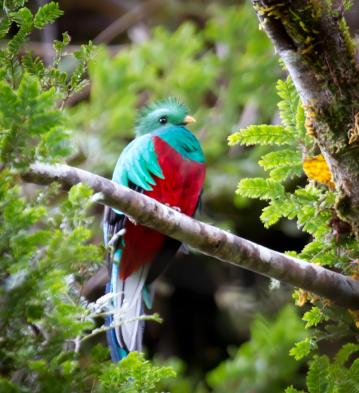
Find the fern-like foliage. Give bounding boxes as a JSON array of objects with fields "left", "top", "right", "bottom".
[
  {"left": 236, "top": 178, "right": 285, "bottom": 200},
  {"left": 228, "top": 124, "right": 293, "bottom": 146},
  {"left": 229, "top": 75, "right": 359, "bottom": 392},
  {"left": 0, "top": 2, "right": 93, "bottom": 169},
  {"left": 306, "top": 356, "right": 330, "bottom": 393},
  {"left": 0, "top": 73, "right": 65, "bottom": 167},
  {"left": 8, "top": 7, "right": 33, "bottom": 55},
  {"left": 33, "top": 1, "right": 63, "bottom": 29},
  {"left": 0, "top": 16, "right": 10, "bottom": 38},
  {"left": 276, "top": 78, "right": 299, "bottom": 136},
  {"left": 258, "top": 149, "right": 302, "bottom": 181},
  {"left": 230, "top": 75, "right": 355, "bottom": 260},
  {"left": 288, "top": 345, "right": 359, "bottom": 393},
  {"left": 289, "top": 321, "right": 359, "bottom": 392},
  {"left": 99, "top": 352, "right": 176, "bottom": 392}
]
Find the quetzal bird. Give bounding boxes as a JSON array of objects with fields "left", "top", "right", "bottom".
[{"left": 103, "top": 98, "right": 205, "bottom": 361}]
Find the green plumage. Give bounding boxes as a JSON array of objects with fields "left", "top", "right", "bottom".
[
  {"left": 112, "top": 126, "right": 204, "bottom": 190},
  {"left": 105, "top": 97, "right": 206, "bottom": 361},
  {"left": 113, "top": 97, "right": 204, "bottom": 192},
  {"left": 135, "top": 97, "right": 188, "bottom": 136},
  {"left": 112, "top": 134, "right": 163, "bottom": 191}
]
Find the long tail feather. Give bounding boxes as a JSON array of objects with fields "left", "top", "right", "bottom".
[
  {"left": 105, "top": 283, "right": 128, "bottom": 362},
  {"left": 105, "top": 263, "right": 149, "bottom": 361}
]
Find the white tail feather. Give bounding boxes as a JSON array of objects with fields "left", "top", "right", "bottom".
[{"left": 111, "top": 263, "right": 149, "bottom": 352}]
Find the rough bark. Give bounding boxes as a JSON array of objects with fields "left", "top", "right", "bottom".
[
  {"left": 251, "top": 0, "right": 359, "bottom": 233},
  {"left": 23, "top": 162, "right": 359, "bottom": 309}
]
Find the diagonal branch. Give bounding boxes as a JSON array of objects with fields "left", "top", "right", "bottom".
[
  {"left": 93, "top": 0, "right": 162, "bottom": 45},
  {"left": 251, "top": 0, "right": 359, "bottom": 233},
  {"left": 22, "top": 162, "right": 359, "bottom": 309}
]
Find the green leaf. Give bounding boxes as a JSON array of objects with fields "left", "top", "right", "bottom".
[
  {"left": 259, "top": 149, "right": 301, "bottom": 171},
  {"left": 260, "top": 201, "right": 285, "bottom": 227},
  {"left": 0, "top": 81, "right": 19, "bottom": 119},
  {"left": 17, "top": 73, "right": 40, "bottom": 104},
  {"left": 307, "top": 356, "right": 330, "bottom": 393},
  {"left": 259, "top": 148, "right": 303, "bottom": 181},
  {"left": 68, "top": 183, "right": 94, "bottom": 205},
  {"left": 348, "top": 358, "right": 359, "bottom": 385},
  {"left": 54, "top": 31, "right": 71, "bottom": 51},
  {"left": 33, "top": 1, "right": 63, "bottom": 29},
  {"left": 228, "top": 124, "right": 293, "bottom": 146},
  {"left": 22, "top": 54, "right": 45, "bottom": 77},
  {"left": 0, "top": 16, "right": 11, "bottom": 39},
  {"left": 236, "top": 178, "right": 285, "bottom": 200},
  {"left": 269, "top": 165, "right": 303, "bottom": 181},
  {"left": 335, "top": 343, "right": 359, "bottom": 366},
  {"left": 73, "top": 41, "right": 94, "bottom": 62},
  {"left": 303, "top": 307, "right": 327, "bottom": 328},
  {"left": 290, "top": 338, "right": 313, "bottom": 360},
  {"left": 277, "top": 76, "right": 299, "bottom": 135},
  {"left": 8, "top": 8, "right": 33, "bottom": 55}
]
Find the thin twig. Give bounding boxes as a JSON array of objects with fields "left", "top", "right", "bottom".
[
  {"left": 94, "top": 0, "right": 163, "bottom": 45},
  {"left": 79, "top": 314, "right": 161, "bottom": 345}
]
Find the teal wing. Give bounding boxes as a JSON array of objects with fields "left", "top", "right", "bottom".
[
  {"left": 104, "top": 126, "right": 205, "bottom": 360},
  {"left": 112, "top": 133, "right": 164, "bottom": 191},
  {"left": 153, "top": 126, "right": 205, "bottom": 163}
]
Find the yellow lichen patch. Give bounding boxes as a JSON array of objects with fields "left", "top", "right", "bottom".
[
  {"left": 300, "top": 45, "right": 314, "bottom": 55},
  {"left": 299, "top": 20, "right": 310, "bottom": 33},
  {"left": 254, "top": 3, "right": 285, "bottom": 17},
  {"left": 305, "top": 116, "right": 315, "bottom": 136},
  {"left": 349, "top": 309, "right": 359, "bottom": 329},
  {"left": 348, "top": 112, "right": 359, "bottom": 145},
  {"left": 304, "top": 36, "right": 314, "bottom": 45},
  {"left": 303, "top": 154, "right": 335, "bottom": 189},
  {"left": 303, "top": 104, "right": 317, "bottom": 136}
]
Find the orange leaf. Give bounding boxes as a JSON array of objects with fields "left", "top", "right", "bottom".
[
  {"left": 294, "top": 289, "right": 309, "bottom": 307},
  {"left": 303, "top": 154, "right": 335, "bottom": 189}
]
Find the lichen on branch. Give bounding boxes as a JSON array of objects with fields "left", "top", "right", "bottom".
[{"left": 251, "top": 0, "right": 359, "bottom": 233}]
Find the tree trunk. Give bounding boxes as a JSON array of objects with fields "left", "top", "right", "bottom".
[{"left": 251, "top": 0, "right": 359, "bottom": 233}]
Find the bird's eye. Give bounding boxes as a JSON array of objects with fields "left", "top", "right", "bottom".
[{"left": 159, "top": 116, "right": 168, "bottom": 125}]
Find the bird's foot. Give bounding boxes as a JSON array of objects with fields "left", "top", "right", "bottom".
[{"left": 164, "top": 203, "right": 181, "bottom": 212}]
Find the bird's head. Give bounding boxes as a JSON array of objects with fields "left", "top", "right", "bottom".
[{"left": 135, "top": 97, "right": 196, "bottom": 136}]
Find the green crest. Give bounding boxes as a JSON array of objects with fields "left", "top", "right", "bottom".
[{"left": 135, "top": 97, "right": 189, "bottom": 136}]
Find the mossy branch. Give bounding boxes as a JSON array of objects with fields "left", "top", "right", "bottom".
[
  {"left": 23, "top": 162, "right": 359, "bottom": 309},
  {"left": 251, "top": 0, "right": 359, "bottom": 233}
]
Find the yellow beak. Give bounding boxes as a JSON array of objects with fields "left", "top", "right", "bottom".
[{"left": 184, "top": 115, "right": 196, "bottom": 125}]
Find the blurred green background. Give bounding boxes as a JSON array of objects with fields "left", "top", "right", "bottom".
[{"left": 23, "top": 0, "right": 359, "bottom": 391}]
